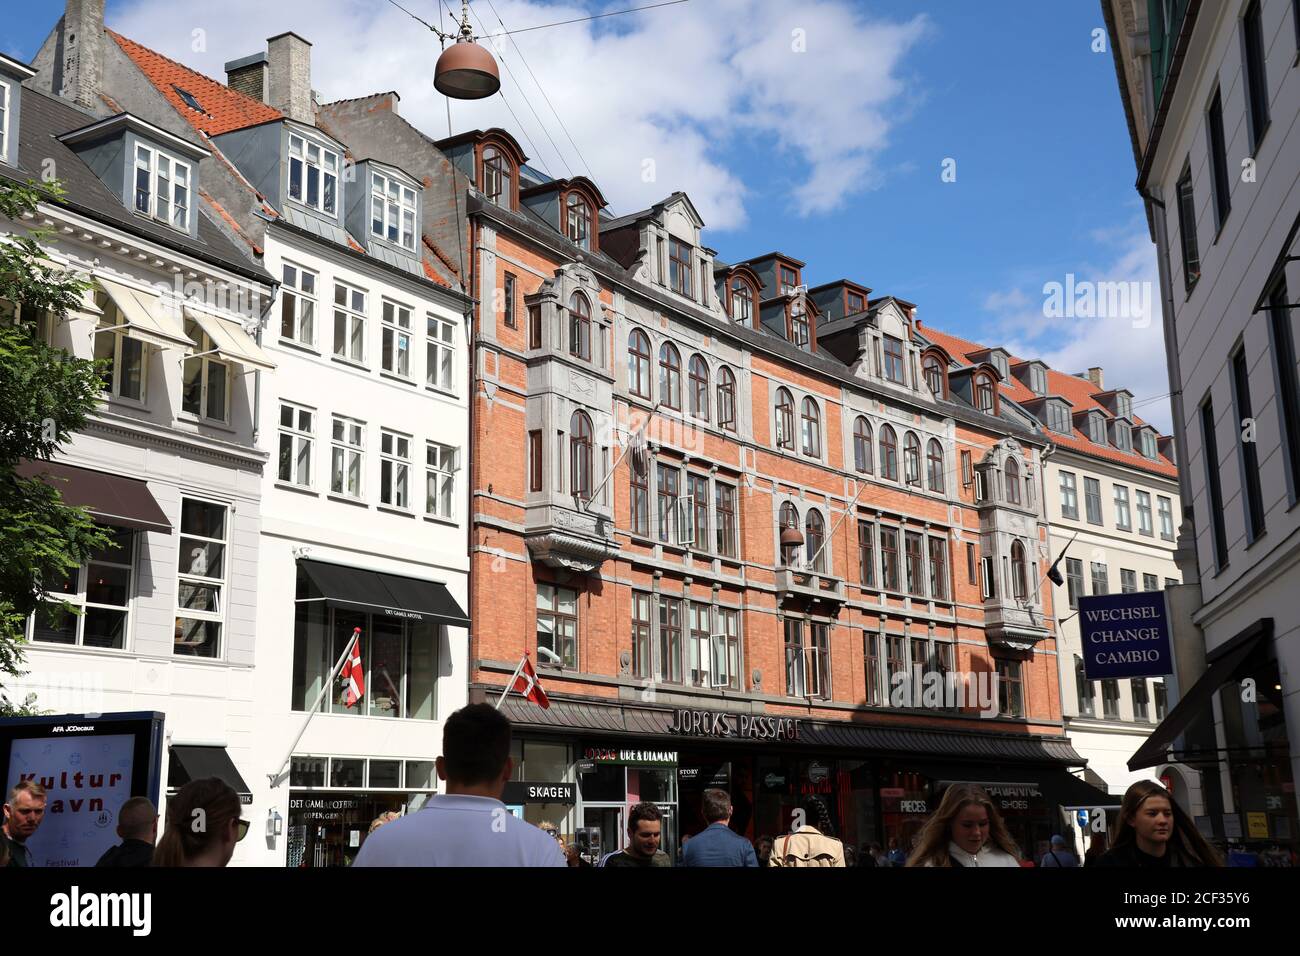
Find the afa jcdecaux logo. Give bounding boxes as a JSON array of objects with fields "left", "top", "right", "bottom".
[{"left": 49, "top": 887, "right": 151, "bottom": 937}]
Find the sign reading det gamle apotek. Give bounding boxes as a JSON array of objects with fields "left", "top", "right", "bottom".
[{"left": 1079, "top": 590, "right": 1173, "bottom": 681}]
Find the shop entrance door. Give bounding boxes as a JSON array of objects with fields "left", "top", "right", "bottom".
[
  {"left": 581, "top": 805, "right": 623, "bottom": 863},
  {"left": 656, "top": 803, "right": 677, "bottom": 862}
]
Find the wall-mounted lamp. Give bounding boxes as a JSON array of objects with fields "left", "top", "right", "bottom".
[{"left": 267, "top": 808, "right": 283, "bottom": 839}]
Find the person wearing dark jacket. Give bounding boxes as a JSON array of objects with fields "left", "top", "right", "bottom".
[
  {"left": 682, "top": 789, "right": 758, "bottom": 867},
  {"left": 96, "top": 796, "right": 158, "bottom": 867},
  {"left": 1095, "top": 780, "right": 1220, "bottom": 868}
]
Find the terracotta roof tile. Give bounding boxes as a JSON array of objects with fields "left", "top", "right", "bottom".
[
  {"left": 915, "top": 322, "right": 1177, "bottom": 479},
  {"left": 421, "top": 256, "right": 452, "bottom": 288},
  {"left": 108, "top": 30, "right": 282, "bottom": 136}
]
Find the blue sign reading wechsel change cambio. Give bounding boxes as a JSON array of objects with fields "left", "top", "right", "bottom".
[{"left": 1079, "top": 590, "right": 1173, "bottom": 680}]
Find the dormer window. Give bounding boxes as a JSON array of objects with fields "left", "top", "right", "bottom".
[
  {"left": 883, "top": 335, "right": 905, "bottom": 384},
  {"left": 974, "top": 373, "right": 996, "bottom": 413},
  {"left": 1087, "top": 413, "right": 1107, "bottom": 444},
  {"left": 790, "top": 302, "right": 810, "bottom": 349},
  {"left": 923, "top": 353, "right": 946, "bottom": 397},
  {"left": 288, "top": 134, "right": 338, "bottom": 216},
  {"left": 1045, "top": 400, "right": 1072, "bottom": 435},
  {"left": 1140, "top": 429, "right": 1158, "bottom": 459},
  {"left": 669, "top": 238, "right": 693, "bottom": 297},
  {"left": 133, "top": 144, "right": 191, "bottom": 231},
  {"left": 566, "top": 194, "right": 591, "bottom": 250},
  {"left": 1112, "top": 421, "right": 1133, "bottom": 452},
  {"left": 847, "top": 292, "right": 866, "bottom": 315},
  {"left": 1029, "top": 364, "right": 1047, "bottom": 395},
  {"left": 779, "top": 266, "right": 799, "bottom": 296},
  {"left": 729, "top": 277, "right": 755, "bottom": 325},
  {"left": 370, "top": 171, "right": 417, "bottom": 251},
  {"left": 482, "top": 146, "right": 511, "bottom": 206},
  {"left": 989, "top": 352, "right": 1010, "bottom": 379},
  {"left": 1116, "top": 392, "right": 1133, "bottom": 419}
]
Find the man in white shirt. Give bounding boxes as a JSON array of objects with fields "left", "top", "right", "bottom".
[{"left": 353, "top": 704, "right": 566, "bottom": 867}]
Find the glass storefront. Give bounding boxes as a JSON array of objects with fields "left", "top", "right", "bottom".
[{"left": 285, "top": 755, "right": 437, "bottom": 867}]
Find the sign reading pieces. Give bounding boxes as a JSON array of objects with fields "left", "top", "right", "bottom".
[
  {"left": 667, "top": 708, "right": 800, "bottom": 741},
  {"left": 1079, "top": 590, "right": 1173, "bottom": 680},
  {"left": 502, "top": 781, "right": 576, "bottom": 805}
]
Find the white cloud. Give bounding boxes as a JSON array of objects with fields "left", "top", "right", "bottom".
[
  {"left": 979, "top": 222, "right": 1174, "bottom": 433},
  {"left": 111, "top": 0, "right": 927, "bottom": 230}
]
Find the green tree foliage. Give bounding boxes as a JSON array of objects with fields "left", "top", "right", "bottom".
[{"left": 0, "top": 178, "right": 112, "bottom": 714}]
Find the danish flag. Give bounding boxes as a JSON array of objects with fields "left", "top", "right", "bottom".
[
  {"left": 509, "top": 654, "right": 550, "bottom": 709},
  {"left": 342, "top": 628, "right": 365, "bottom": 708}
]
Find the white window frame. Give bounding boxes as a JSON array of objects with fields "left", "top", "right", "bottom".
[
  {"left": 280, "top": 262, "right": 317, "bottom": 347},
  {"left": 426, "top": 315, "right": 456, "bottom": 393},
  {"left": 181, "top": 319, "right": 230, "bottom": 424},
  {"left": 174, "top": 497, "right": 227, "bottom": 659},
  {"left": 330, "top": 415, "right": 365, "bottom": 499},
  {"left": 0, "top": 80, "right": 10, "bottom": 165},
  {"left": 380, "top": 429, "right": 412, "bottom": 510},
  {"left": 425, "top": 442, "right": 457, "bottom": 520},
  {"left": 381, "top": 299, "right": 413, "bottom": 378},
  {"left": 133, "top": 143, "right": 191, "bottom": 232},
  {"left": 1114, "top": 484, "right": 1132, "bottom": 530},
  {"left": 371, "top": 171, "right": 418, "bottom": 251},
  {"left": 1158, "top": 496, "right": 1175, "bottom": 540},
  {"left": 93, "top": 300, "right": 148, "bottom": 404},
  {"left": 536, "top": 583, "right": 578, "bottom": 669},
  {"left": 332, "top": 282, "right": 367, "bottom": 365},
  {"left": 31, "top": 529, "right": 135, "bottom": 649},
  {"left": 1136, "top": 489, "right": 1154, "bottom": 536},
  {"left": 288, "top": 133, "right": 339, "bottom": 216},
  {"left": 278, "top": 401, "right": 315, "bottom": 488}
]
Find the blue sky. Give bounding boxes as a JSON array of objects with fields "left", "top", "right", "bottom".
[{"left": 4, "top": 1, "right": 1172, "bottom": 429}]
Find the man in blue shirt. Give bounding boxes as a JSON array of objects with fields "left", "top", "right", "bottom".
[{"left": 681, "top": 788, "right": 758, "bottom": 867}]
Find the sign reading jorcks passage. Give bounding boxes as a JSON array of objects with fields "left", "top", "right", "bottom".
[
  {"left": 667, "top": 708, "right": 801, "bottom": 741},
  {"left": 1079, "top": 590, "right": 1173, "bottom": 680}
]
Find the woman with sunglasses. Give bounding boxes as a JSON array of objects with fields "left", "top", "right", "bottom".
[{"left": 153, "top": 778, "right": 248, "bottom": 867}]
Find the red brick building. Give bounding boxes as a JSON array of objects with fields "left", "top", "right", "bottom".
[{"left": 316, "top": 105, "right": 1109, "bottom": 859}]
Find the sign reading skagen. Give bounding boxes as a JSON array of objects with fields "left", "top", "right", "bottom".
[{"left": 667, "top": 708, "right": 800, "bottom": 741}]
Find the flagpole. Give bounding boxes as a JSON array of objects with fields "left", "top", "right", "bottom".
[
  {"left": 494, "top": 653, "right": 529, "bottom": 710},
  {"left": 267, "top": 627, "right": 361, "bottom": 787},
  {"left": 1037, "top": 531, "right": 1080, "bottom": 594},
  {"left": 582, "top": 402, "right": 661, "bottom": 514}
]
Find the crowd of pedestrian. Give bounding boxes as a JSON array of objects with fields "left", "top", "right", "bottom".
[{"left": 1, "top": 704, "right": 1280, "bottom": 869}]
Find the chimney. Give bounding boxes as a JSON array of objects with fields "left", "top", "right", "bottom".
[
  {"left": 54, "top": 0, "right": 105, "bottom": 109},
  {"left": 1087, "top": 366, "right": 1104, "bottom": 390},
  {"left": 266, "top": 32, "right": 312, "bottom": 123},
  {"left": 225, "top": 52, "right": 269, "bottom": 103}
]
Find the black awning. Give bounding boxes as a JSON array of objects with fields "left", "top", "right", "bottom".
[
  {"left": 298, "top": 558, "right": 470, "bottom": 628},
  {"left": 15, "top": 459, "right": 172, "bottom": 533},
  {"left": 916, "top": 763, "right": 1119, "bottom": 810},
  {"left": 169, "top": 745, "right": 253, "bottom": 805},
  {"left": 1127, "top": 619, "right": 1271, "bottom": 771}
]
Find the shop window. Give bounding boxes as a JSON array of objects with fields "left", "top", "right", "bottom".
[{"left": 290, "top": 597, "right": 437, "bottom": 720}]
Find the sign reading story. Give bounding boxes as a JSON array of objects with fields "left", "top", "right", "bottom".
[
  {"left": 1079, "top": 590, "right": 1173, "bottom": 680},
  {"left": 667, "top": 708, "right": 801, "bottom": 741}
]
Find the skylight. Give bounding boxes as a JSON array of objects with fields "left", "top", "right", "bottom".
[{"left": 172, "top": 85, "right": 204, "bottom": 113}]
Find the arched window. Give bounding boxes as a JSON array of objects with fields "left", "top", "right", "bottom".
[
  {"left": 779, "top": 501, "right": 800, "bottom": 566},
  {"left": 904, "top": 432, "right": 921, "bottom": 485},
  {"left": 879, "top": 425, "right": 898, "bottom": 480},
  {"left": 1011, "top": 540, "right": 1028, "bottom": 599},
  {"left": 717, "top": 367, "right": 737, "bottom": 431},
  {"left": 853, "top": 417, "right": 873, "bottom": 474},
  {"left": 658, "top": 342, "right": 681, "bottom": 410},
  {"left": 729, "top": 278, "right": 754, "bottom": 326},
  {"left": 805, "top": 509, "right": 826, "bottom": 573},
  {"left": 482, "top": 146, "right": 511, "bottom": 206},
  {"left": 927, "top": 439, "right": 945, "bottom": 492},
  {"left": 975, "top": 374, "right": 996, "bottom": 413},
  {"left": 628, "top": 329, "right": 651, "bottom": 399},
  {"left": 923, "top": 354, "right": 946, "bottom": 397},
  {"left": 568, "top": 292, "right": 591, "bottom": 361},
  {"left": 775, "top": 388, "right": 795, "bottom": 449},
  {"left": 1005, "top": 457, "right": 1021, "bottom": 505},
  {"left": 688, "top": 354, "right": 710, "bottom": 421},
  {"left": 569, "top": 411, "right": 593, "bottom": 501},
  {"left": 801, "top": 397, "right": 821, "bottom": 457},
  {"left": 566, "top": 193, "right": 591, "bottom": 250}
]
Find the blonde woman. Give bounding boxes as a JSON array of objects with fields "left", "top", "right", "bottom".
[{"left": 906, "top": 784, "right": 1021, "bottom": 867}]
